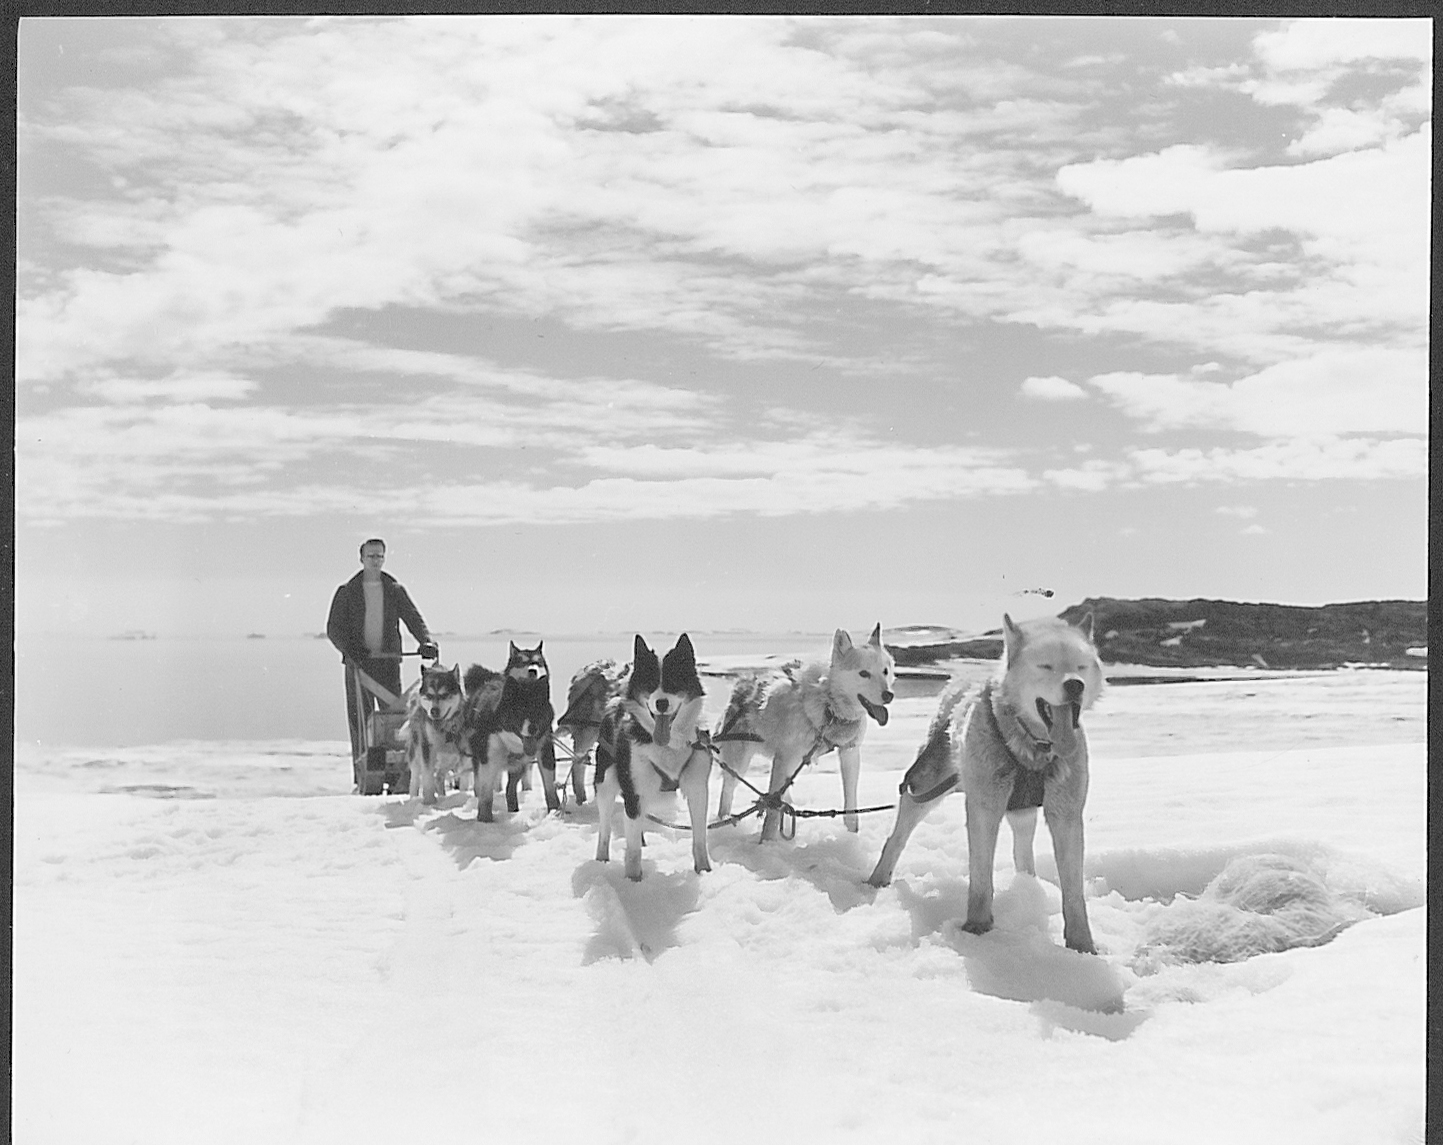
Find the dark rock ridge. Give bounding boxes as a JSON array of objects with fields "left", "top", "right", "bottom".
[{"left": 886, "top": 598, "right": 1427, "bottom": 670}]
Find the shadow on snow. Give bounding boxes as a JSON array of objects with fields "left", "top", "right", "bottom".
[
  {"left": 571, "top": 861, "right": 702, "bottom": 965},
  {"left": 706, "top": 822, "right": 881, "bottom": 913},
  {"left": 891, "top": 872, "right": 1145, "bottom": 1040}
]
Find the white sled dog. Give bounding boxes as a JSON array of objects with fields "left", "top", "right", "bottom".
[
  {"left": 402, "top": 662, "right": 467, "bottom": 804},
  {"left": 594, "top": 634, "right": 711, "bottom": 881},
  {"left": 715, "top": 625, "right": 895, "bottom": 842},
  {"left": 867, "top": 612, "right": 1104, "bottom": 954}
]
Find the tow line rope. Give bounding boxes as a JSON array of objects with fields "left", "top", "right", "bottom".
[
  {"left": 456, "top": 728, "right": 589, "bottom": 808},
  {"left": 455, "top": 713, "right": 916, "bottom": 832},
  {"left": 640, "top": 726, "right": 898, "bottom": 839}
]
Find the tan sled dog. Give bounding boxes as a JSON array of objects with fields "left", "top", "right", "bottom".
[
  {"left": 715, "top": 625, "right": 895, "bottom": 842},
  {"left": 867, "top": 613, "right": 1103, "bottom": 954}
]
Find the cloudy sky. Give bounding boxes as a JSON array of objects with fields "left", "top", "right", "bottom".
[{"left": 14, "top": 15, "right": 1431, "bottom": 639}]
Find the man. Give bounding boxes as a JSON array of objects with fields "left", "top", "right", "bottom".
[{"left": 326, "top": 538, "right": 437, "bottom": 768}]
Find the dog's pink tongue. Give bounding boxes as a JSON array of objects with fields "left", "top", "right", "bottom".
[
  {"left": 1047, "top": 702, "right": 1081, "bottom": 755},
  {"left": 652, "top": 712, "right": 674, "bottom": 747},
  {"left": 859, "top": 695, "right": 890, "bottom": 726}
]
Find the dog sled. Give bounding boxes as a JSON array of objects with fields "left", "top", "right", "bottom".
[{"left": 346, "top": 648, "right": 436, "bottom": 795}]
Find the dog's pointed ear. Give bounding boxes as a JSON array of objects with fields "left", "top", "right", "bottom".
[
  {"left": 832, "top": 628, "right": 854, "bottom": 658},
  {"left": 868, "top": 622, "right": 883, "bottom": 648},
  {"left": 663, "top": 633, "right": 696, "bottom": 681},
  {"left": 537, "top": 640, "right": 544, "bottom": 653},
  {"left": 633, "top": 634, "right": 651, "bottom": 661},
  {"left": 1002, "top": 614, "right": 1025, "bottom": 664},
  {"left": 1074, "top": 611, "right": 1095, "bottom": 642},
  {"left": 509, "top": 641, "right": 520, "bottom": 656},
  {"left": 631, "top": 635, "right": 660, "bottom": 692}
]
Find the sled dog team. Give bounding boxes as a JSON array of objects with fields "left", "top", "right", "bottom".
[{"left": 402, "top": 611, "right": 1104, "bottom": 954}]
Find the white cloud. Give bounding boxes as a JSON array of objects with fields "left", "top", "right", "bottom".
[
  {"left": 1215, "top": 505, "right": 1259, "bottom": 519},
  {"left": 1170, "top": 20, "right": 1430, "bottom": 161},
  {"left": 1015, "top": 225, "right": 1218, "bottom": 284},
  {"left": 13, "top": 15, "right": 1433, "bottom": 533},
  {"left": 14, "top": 343, "right": 1040, "bottom": 526},
  {"left": 1288, "top": 106, "right": 1405, "bottom": 158},
  {"left": 10, "top": 17, "right": 1109, "bottom": 386},
  {"left": 1042, "top": 460, "right": 1128, "bottom": 492},
  {"left": 16, "top": 422, "right": 1039, "bottom": 527},
  {"left": 1251, "top": 18, "right": 1430, "bottom": 73},
  {"left": 19, "top": 17, "right": 1429, "bottom": 396},
  {"left": 81, "top": 371, "right": 258, "bottom": 403},
  {"left": 1017, "top": 127, "right": 1428, "bottom": 373},
  {"left": 1057, "top": 131, "right": 1427, "bottom": 261},
  {"left": 1089, "top": 346, "right": 1426, "bottom": 438},
  {"left": 1020, "top": 375, "right": 1087, "bottom": 401},
  {"left": 1086, "top": 371, "right": 1231, "bottom": 432},
  {"left": 1128, "top": 436, "right": 1425, "bottom": 484}
]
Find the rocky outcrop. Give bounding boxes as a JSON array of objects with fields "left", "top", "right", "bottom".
[{"left": 886, "top": 599, "right": 1427, "bottom": 670}]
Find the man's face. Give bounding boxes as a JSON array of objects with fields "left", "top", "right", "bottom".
[{"left": 360, "top": 544, "right": 386, "bottom": 572}]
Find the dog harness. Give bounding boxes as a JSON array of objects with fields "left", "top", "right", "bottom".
[
  {"left": 414, "top": 704, "right": 468, "bottom": 751},
  {"left": 895, "top": 683, "right": 1073, "bottom": 811},
  {"left": 605, "top": 705, "right": 704, "bottom": 794},
  {"left": 900, "top": 768, "right": 960, "bottom": 805},
  {"left": 818, "top": 704, "right": 862, "bottom": 746},
  {"left": 648, "top": 729, "right": 711, "bottom": 793},
  {"left": 987, "top": 691, "right": 1072, "bottom": 810}
]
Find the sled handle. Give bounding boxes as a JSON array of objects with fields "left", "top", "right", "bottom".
[{"left": 353, "top": 646, "right": 439, "bottom": 662}]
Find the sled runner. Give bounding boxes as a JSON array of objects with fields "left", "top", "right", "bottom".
[{"left": 347, "top": 648, "right": 436, "bottom": 795}]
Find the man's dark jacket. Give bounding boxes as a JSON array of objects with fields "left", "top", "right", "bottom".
[{"left": 326, "top": 571, "right": 432, "bottom": 665}]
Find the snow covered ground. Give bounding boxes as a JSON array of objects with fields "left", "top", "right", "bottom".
[{"left": 12, "top": 669, "right": 1425, "bottom": 1145}]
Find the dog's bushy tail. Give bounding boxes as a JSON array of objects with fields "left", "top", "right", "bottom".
[
  {"left": 717, "top": 672, "right": 769, "bottom": 738},
  {"left": 926, "top": 678, "right": 975, "bottom": 742},
  {"left": 558, "top": 660, "right": 620, "bottom": 728},
  {"left": 900, "top": 679, "right": 976, "bottom": 799}
]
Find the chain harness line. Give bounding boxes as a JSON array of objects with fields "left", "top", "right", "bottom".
[
  {"left": 549, "top": 731, "right": 583, "bottom": 809},
  {"left": 451, "top": 701, "right": 909, "bottom": 827},
  {"left": 639, "top": 711, "right": 901, "bottom": 834},
  {"left": 461, "top": 726, "right": 585, "bottom": 808},
  {"left": 519, "top": 697, "right": 903, "bottom": 831}
]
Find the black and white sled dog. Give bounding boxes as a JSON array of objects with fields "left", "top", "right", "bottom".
[
  {"left": 867, "top": 613, "right": 1104, "bottom": 954},
  {"left": 594, "top": 634, "right": 711, "bottom": 881},
  {"left": 403, "top": 662, "right": 468, "bottom": 804},
  {"left": 714, "top": 625, "right": 896, "bottom": 841},
  {"left": 463, "top": 641, "right": 561, "bottom": 822},
  {"left": 556, "top": 658, "right": 630, "bottom": 805}
]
